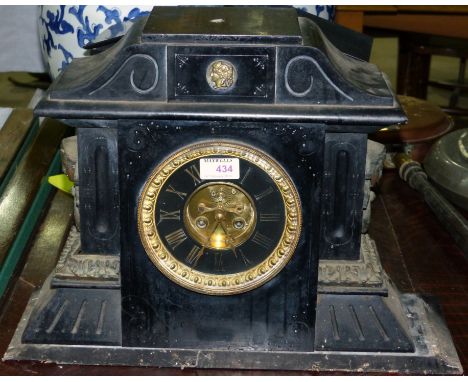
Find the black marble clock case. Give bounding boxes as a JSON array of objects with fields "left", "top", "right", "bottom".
[{"left": 19, "top": 5, "right": 429, "bottom": 361}]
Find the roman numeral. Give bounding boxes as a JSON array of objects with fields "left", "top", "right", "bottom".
[
  {"left": 252, "top": 232, "right": 274, "bottom": 249},
  {"left": 158, "top": 209, "right": 181, "bottom": 224},
  {"left": 240, "top": 167, "right": 252, "bottom": 185},
  {"left": 254, "top": 186, "right": 274, "bottom": 201},
  {"left": 214, "top": 253, "right": 224, "bottom": 272},
  {"left": 186, "top": 245, "right": 203, "bottom": 266},
  {"left": 238, "top": 249, "right": 251, "bottom": 266},
  {"left": 166, "top": 184, "right": 187, "bottom": 200},
  {"left": 185, "top": 164, "right": 201, "bottom": 186},
  {"left": 259, "top": 213, "right": 281, "bottom": 222},
  {"left": 165, "top": 228, "right": 187, "bottom": 250}
]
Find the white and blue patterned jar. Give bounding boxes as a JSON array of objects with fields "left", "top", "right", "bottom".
[
  {"left": 38, "top": 5, "right": 335, "bottom": 79},
  {"left": 38, "top": 5, "right": 153, "bottom": 78},
  {"left": 295, "top": 5, "right": 335, "bottom": 21}
]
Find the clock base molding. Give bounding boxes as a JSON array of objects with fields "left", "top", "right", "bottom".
[
  {"left": 318, "top": 234, "right": 386, "bottom": 294},
  {"left": 51, "top": 226, "right": 120, "bottom": 289},
  {"left": 5, "top": 261, "right": 462, "bottom": 374}
]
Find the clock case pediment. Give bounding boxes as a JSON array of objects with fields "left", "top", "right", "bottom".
[{"left": 36, "top": 6, "right": 405, "bottom": 128}]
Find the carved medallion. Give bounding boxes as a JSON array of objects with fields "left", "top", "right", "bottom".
[{"left": 206, "top": 60, "right": 237, "bottom": 91}]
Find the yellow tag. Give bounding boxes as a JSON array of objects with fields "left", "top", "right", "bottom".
[{"left": 48, "top": 174, "right": 74, "bottom": 194}]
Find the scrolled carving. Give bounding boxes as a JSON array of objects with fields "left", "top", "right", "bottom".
[
  {"left": 284, "top": 55, "right": 353, "bottom": 101},
  {"left": 89, "top": 53, "right": 159, "bottom": 96}
]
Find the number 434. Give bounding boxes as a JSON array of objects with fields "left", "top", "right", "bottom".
[{"left": 216, "top": 165, "right": 233, "bottom": 173}]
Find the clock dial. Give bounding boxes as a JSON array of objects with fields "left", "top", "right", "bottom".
[{"left": 138, "top": 141, "right": 302, "bottom": 295}]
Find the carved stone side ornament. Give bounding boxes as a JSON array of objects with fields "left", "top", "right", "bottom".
[
  {"left": 318, "top": 234, "right": 385, "bottom": 291},
  {"left": 60, "top": 136, "right": 78, "bottom": 182},
  {"left": 60, "top": 136, "right": 80, "bottom": 230},
  {"left": 53, "top": 225, "right": 120, "bottom": 286},
  {"left": 362, "top": 139, "right": 386, "bottom": 233}
]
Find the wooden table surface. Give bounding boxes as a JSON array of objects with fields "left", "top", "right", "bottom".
[
  {"left": 0, "top": 171, "right": 467, "bottom": 375},
  {"left": 335, "top": 5, "right": 468, "bottom": 39}
]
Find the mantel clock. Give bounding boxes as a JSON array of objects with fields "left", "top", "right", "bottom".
[{"left": 5, "top": 6, "right": 462, "bottom": 374}]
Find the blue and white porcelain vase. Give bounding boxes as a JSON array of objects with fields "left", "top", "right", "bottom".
[
  {"left": 38, "top": 5, "right": 335, "bottom": 79},
  {"left": 295, "top": 5, "right": 335, "bottom": 21},
  {"left": 38, "top": 5, "right": 152, "bottom": 78}
]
